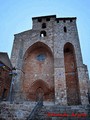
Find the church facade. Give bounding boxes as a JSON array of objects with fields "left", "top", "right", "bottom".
[{"left": 11, "top": 15, "right": 89, "bottom": 105}]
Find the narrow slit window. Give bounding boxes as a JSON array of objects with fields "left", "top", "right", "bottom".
[
  {"left": 57, "top": 20, "right": 59, "bottom": 23},
  {"left": 64, "top": 26, "right": 67, "bottom": 33},
  {"left": 63, "top": 20, "right": 66, "bottom": 23},
  {"left": 42, "top": 23, "right": 46, "bottom": 29}
]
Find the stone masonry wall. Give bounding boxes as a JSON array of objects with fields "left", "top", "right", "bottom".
[
  {"left": 0, "top": 64, "right": 11, "bottom": 100},
  {"left": 11, "top": 15, "right": 89, "bottom": 105},
  {"left": 0, "top": 102, "right": 35, "bottom": 120}
]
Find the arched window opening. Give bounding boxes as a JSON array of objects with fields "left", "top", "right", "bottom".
[
  {"left": 42, "top": 23, "right": 46, "bottom": 29},
  {"left": 64, "top": 26, "right": 67, "bottom": 33},
  {"left": 40, "top": 31, "right": 46, "bottom": 37},
  {"left": 64, "top": 45, "right": 73, "bottom": 54}
]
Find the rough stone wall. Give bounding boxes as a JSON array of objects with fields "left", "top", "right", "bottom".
[
  {"left": 54, "top": 17, "right": 89, "bottom": 105},
  {"left": 11, "top": 15, "right": 89, "bottom": 105},
  {"left": 77, "top": 65, "right": 89, "bottom": 104},
  {"left": 22, "top": 43, "right": 54, "bottom": 101},
  {"left": 0, "top": 102, "right": 35, "bottom": 120},
  {"left": 11, "top": 16, "right": 55, "bottom": 102},
  {"left": 0, "top": 63, "right": 11, "bottom": 100},
  {"left": 0, "top": 102, "right": 90, "bottom": 120}
]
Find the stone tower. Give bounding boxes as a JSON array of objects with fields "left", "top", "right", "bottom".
[{"left": 11, "top": 15, "right": 89, "bottom": 105}]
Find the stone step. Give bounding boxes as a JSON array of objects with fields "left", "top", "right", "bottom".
[
  {"left": 34, "top": 105, "right": 90, "bottom": 120},
  {"left": 0, "top": 102, "right": 36, "bottom": 120},
  {"left": 0, "top": 102, "right": 90, "bottom": 120}
]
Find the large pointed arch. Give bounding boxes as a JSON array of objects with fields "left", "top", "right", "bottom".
[
  {"left": 21, "top": 41, "right": 54, "bottom": 101},
  {"left": 23, "top": 41, "right": 53, "bottom": 60},
  {"left": 64, "top": 42, "right": 81, "bottom": 105}
]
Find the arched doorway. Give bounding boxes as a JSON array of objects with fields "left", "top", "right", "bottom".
[
  {"left": 27, "top": 80, "right": 53, "bottom": 101},
  {"left": 64, "top": 42, "right": 81, "bottom": 105},
  {"left": 22, "top": 42, "right": 54, "bottom": 101}
]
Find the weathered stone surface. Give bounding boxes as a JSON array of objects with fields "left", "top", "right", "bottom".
[
  {"left": 0, "top": 102, "right": 35, "bottom": 120},
  {"left": 10, "top": 15, "right": 89, "bottom": 105},
  {"left": 0, "top": 102, "right": 90, "bottom": 120}
]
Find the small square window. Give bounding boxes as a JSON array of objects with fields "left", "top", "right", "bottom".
[
  {"left": 46, "top": 18, "right": 50, "bottom": 21},
  {"left": 63, "top": 20, "right": 66, "bottom": 23},
  {"left": 38, "top": 18, "right": 42, "bottom": 22},
  {"left": 70, "top": 19, "right": 73, "bottom": 22},
  {"left": 57, "top": 20, "right": 59, "bottom": 23},
  {"left": 42, "top": 23, "right": 46, "bottom": 29}
]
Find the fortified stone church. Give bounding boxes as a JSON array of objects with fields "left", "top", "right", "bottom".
[
  {"left": 1, "top": 15, "right": 90, "bottom": 120},
  {"left": 11, "top": 15, "right": 89, "bottom": 105}
]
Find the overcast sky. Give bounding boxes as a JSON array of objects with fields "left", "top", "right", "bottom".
[{"left": 0, "top": 0, "right": 90, "bottom": 77}]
